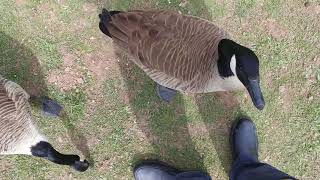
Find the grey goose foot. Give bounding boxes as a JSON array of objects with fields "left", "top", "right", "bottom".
[
  {"left": 41, "top": 97, "right": 63, "bottom": 118},
  {"left": 156, "top": 84, "right": 177, "bottom": 103}
]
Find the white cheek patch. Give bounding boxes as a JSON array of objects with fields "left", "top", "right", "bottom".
[{"left": 230, "top": 55, "right": 237, "bottom": 75}]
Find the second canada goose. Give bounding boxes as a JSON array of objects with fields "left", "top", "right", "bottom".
[
  {"left": 99, "top": 9, "right": 265, "bottom": 110},
  {"left": 0, "top": 75, "right": 89, "bottom": 172}
]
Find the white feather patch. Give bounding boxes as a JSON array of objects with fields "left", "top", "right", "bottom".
[{"left": 230, "top": 55, "right": 237, "bottom": 75}]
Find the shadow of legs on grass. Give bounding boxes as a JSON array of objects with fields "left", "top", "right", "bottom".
[
  {"left": 60, "top": 112, "right": 94, "bottom": 166},
  {"left": 0, "top": 31, "right": 48, "bottom": 98},
  {"left": 195, "top": 92, "right": 243, "bottom": 174},
  {"left": 91, "top": 0, "right": 224, "bottom": 173},
  {"left": 116, "top": 53, "right": 206, "bottom": 172},
  {"left": 0, "top": 32, "right": 93, "bottom": 166}
]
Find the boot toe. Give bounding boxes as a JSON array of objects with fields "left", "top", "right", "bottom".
[
  {"left": 134, "top": 165, "right": 177, "bottom": 180},
  {"left": 231, "top": 118, "right": 259, "bottom": 161}
]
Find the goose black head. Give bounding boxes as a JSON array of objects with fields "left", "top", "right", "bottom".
[{"left": 218, "top": 39, "right": 265, "bottom": 110}]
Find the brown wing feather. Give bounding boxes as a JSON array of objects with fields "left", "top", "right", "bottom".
[
  {"left": 0, "top": 76, "right": 44, "bottom": 154},
  {"left": 108, "top": 10, "right": 229, "bottom": 91}
]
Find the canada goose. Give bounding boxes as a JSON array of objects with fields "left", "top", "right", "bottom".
[
  {"left": 99, "top": 9, "right": 265, "bottom": 110},
  {"left": 0, "top": 75, "right": 89, "bottom": 172}
]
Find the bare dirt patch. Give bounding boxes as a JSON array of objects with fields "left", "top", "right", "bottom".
[
  {"left": 174, "top": 103, "right": 185, "bottom": 116},
  {"left": 83, "top": 2, "right": 97, "bottom": 14},
  {"left": 278, "top": 85, "right": 294, "bottom": 111},
  {"left": 298, "top": 61, "right": 320, "bottom": 100},
  {"left": 264, "top": 72, "right": 275, "bottom": 90},
  {"left": 187, "top": 121, "right": 210, "bottom": 137},
  {"left": 214, "top": 91, "right": 239, "bottom": 110},
  {"left": 35, "top": 2, "right": 51, "bottom": 13},
  {"left": 260, "top": 19, "right": 289, "bottom": 40},
  {"left": 118, "top": 89, "right": 131, "bottom": 104},
  {"left": 86, "top": 135, "right": 101, "bottom": 148},
  {"left": 83, "top": 40, "right": 122, "bottom": 114},
  {"left": 47, "top": 47, "right": 84, "bottom": 91},
  {"left": 206, "top": 116, "right": 231, "bottom": 135},
  {"left": 60, "top": 48, "right": 78, "bottom": 67},
  {"left": 65, "top": 3, "right": 97, "bottom": 34},
  {"left": 0, "top": 158, "right": 12, "bottom": 174},
  {"left": 84, "top": 46, "right": 119, "bottom": 83},
  {"left": 56, "top": 172, "right": 74, "bottom": 180},
  {"left": 229, "top": 1, "right": 266, "bottom": 35},
  {"left": 47, "top": 70, "right": 84, "bottom": 91},
  {"left": 304, "top": 1, "right": 320, "bottom": 15},
  {"left": 15, "top": 0, "right": 26, "bottom": 6},
  {"left": 123, "top": 118, "right": 150, "bottom": 141},
  {"left": 71, "top": 17, "right": 89, "bottom": 34},
  {"left": 97, "top": 156, "right": 117, "bottom": 172},
  {"left": 30, "top": 2, "right": 60, "bottom": 31}
]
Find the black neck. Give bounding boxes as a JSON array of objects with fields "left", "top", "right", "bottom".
[
  {"left": 31, "top": 141, "right": 89, "bottom": 171},
  {"left": 217, "top": 39, "right": 235, "bottom": 78},
  {"left": 31, "top": 141, "right": 79, "bottom": 165}
]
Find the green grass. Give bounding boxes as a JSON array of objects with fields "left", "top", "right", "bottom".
[
  {"left": 265, "top": 0, "right": 282, "bottom": 17},
  {"left": 235, "top": 0, "right": 257, "bottom": 17},
  {"left": 0, "top": 0, "right": 319, "bottom": 179}
]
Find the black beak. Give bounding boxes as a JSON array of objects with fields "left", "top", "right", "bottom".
[{"left": 246, "top": 78, "right": 265, "bottom": 110}]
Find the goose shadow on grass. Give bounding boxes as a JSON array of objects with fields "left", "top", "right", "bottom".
[
  {"left": 194, "top": 92, "right": 242, "bottom": 175},
  {"left": 0, "top": 31, "right": 47, "bottom": 97},
  {"left": 59, "top": 112, "right": 94, "bottom": 166},
  {"left": 116, "top": 51, "right": 242, "bottom": 175},
  {"left": 0, "top": 32, "right": 92, "bottom": 165},
  {"left": 93, "top": 0, "right": 240, "bottom": 175},
  {"left": 116, "top": 52, "right": 206, "bottom": 171}
]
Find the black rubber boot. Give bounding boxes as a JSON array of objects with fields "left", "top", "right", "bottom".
[
  {"left": 230, "top": 118, "right": 259, "bottom": 162},
  {"left": 156, "top": 84, "right": 177, "bottom": 103},
  {"left": 134, "top": 161, "right": 211, "bottom": 180}
]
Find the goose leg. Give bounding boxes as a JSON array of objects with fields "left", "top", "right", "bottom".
[{"left": 156, "top": 84, "right": 177, "bottom": 103}]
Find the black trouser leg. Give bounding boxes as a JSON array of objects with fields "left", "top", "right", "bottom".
[{"left": 230, "top": 153, "right": 296, "bottom": 180}]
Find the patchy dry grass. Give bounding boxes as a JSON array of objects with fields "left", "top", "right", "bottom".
[{"left": 0, "top": 0, "right": 319, "bottom": 179}]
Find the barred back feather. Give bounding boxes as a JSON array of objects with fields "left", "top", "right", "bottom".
[
  {"left": 0, "top": 75, "right": 46, "bottom": 155},
  {"left": 106, "top": 10, "right": 230, "bottom": 92}
]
